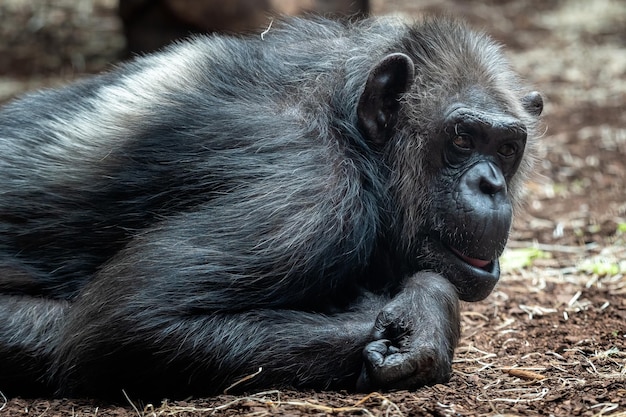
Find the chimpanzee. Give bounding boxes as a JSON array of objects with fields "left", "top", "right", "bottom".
[{"left": 0, "top": 16, "right": 543, "bottom": 399}]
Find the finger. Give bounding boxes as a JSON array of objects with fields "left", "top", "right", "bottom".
[{"left": 363, "top": 339, "right": 391, "bottom": 367}]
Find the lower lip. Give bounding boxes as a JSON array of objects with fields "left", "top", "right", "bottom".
[
  {"left": 423, "top": 235, "right": 501, "bottom": 301},
  {"left": 449, "top": 247, "right": 492, "bottom": 270}
]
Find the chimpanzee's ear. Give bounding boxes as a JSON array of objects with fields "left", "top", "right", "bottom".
[
  {"left": 521, "top": 91, "right": 543, "bottom": 116},
  {"left": 357, "top": 53, "right": 415, "bottom": 146}
]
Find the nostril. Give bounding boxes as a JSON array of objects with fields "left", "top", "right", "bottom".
[
  {"left": 479, "top": 178, "right": 504, "bottom": 196},
  {"left": 461, "top": 161, "right": 508, "bottom": 199},
  {"left": 479, "top": 162, "right": 506, "bottom": 196}
]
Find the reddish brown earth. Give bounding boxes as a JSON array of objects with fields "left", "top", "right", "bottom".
[{"left": 1, "top": 0, "right": 625, "bottom": 415}]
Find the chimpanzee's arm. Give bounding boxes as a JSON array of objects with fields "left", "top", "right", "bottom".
[
  {"left": 54, "top": 287, "right": 384, "bottom": 398},
  {"left": 53, "top": 260, "right": 459, "bottom": 399},
  {"left": 358, "top": 272, "right": 460, "bottom": 391}
]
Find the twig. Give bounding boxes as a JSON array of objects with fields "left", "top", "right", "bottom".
[
  {"left": 122, "top": 389, "right": 142, "bottom": 417},
  {"left": 507, "top": 241, "right": 599, "bottom": 253},
  {"left": 260, "top": 19, "right": 273, "bottom": 40},
  {"left": 506, "top": 368, "right": 547, "bottom": 381},
  {"left": 223, "top": 366, "right": 263, "bottom": 394},
  {"left": 0, "top": 390, "right": 6, "bottom": 412},
  {"left": 477, "top": 387, "right": 550, "bottom": 403}
]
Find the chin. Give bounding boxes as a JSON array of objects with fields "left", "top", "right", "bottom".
[{"left": 422, "top": 236, "right": 501, "bottom": 302}]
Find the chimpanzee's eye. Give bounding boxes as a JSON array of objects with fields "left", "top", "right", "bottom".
[
  {"left": 452, "top": 135, "right": 473, "bottom": 151},
  {"left": 498, "top": 143, "right": 517, "bottom": 158}
]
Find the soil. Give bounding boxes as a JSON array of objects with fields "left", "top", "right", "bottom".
[{"left": 0, "top": 0, "right": 625, "bottom": 415}]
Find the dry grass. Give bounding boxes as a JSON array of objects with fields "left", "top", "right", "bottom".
[{"left": 127, "top": 391, "right": 404, "bottom": 417}]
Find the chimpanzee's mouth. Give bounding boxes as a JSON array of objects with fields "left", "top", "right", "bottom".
[
  {"left": 443, "top": 243, "right": 500, "bottom": 301},
  {"left": 425, "top": 234, "right": 501, "bottom": 301},
  {"left": 448, "top": 246, "right": 494, "bottom": 272}
]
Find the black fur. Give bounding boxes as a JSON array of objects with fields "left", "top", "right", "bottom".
[{"left": 0, "top": 16, "right": 541, "bottom": 399}]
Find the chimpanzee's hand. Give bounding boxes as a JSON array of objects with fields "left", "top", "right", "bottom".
[{"left": 357, "top": 272, "right": 460, "bottom": 391}]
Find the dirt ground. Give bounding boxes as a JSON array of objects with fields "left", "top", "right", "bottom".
[{"left": 0, "top": 0, "right": 625, "bottom": 416}]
